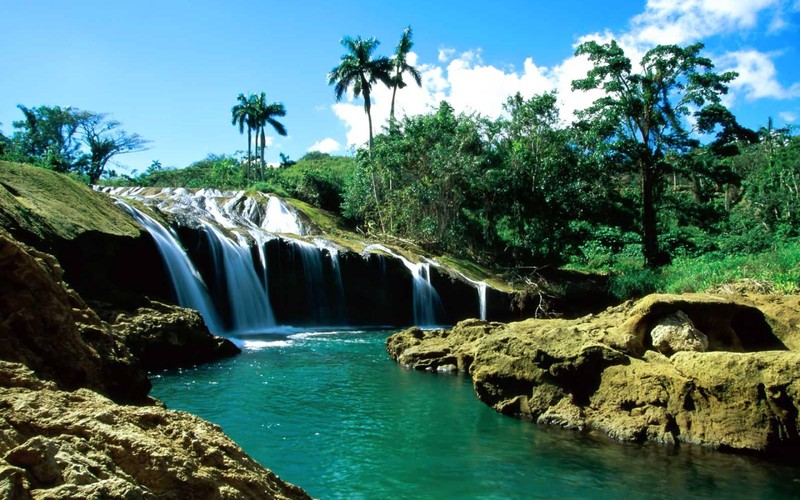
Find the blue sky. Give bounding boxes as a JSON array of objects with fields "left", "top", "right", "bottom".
[{"left": 1, "top": 0, "right": 799, "bottom": 174}]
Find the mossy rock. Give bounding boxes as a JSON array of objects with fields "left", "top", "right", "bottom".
[{"left": 0, "top": 161, "right": 140, "bottom": 244}]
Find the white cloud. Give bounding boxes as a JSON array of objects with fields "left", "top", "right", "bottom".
[
  {"left": 719, "top": 50, "right": 800, "bottom": 100},
  {"left": 332, "top": 50, "right": 568, "bottom": 148},
  {"left": 307, "top": 137, "right": 341, "bottom": 154},
  {"left": 630, "top": 0, "right": 783, "bottom": 45},
  {"left": 779, "top": 111, "right": 797, "bottom": 122},
  {"left": 438, "top": 47, "right": 456, "bottom": 62}
]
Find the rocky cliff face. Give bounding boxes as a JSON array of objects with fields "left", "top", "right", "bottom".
[
  {"left": 387, "top": 294, "right": 800, "bottom": 458},
  {"left": 0, "top": 161, "right": 174, "bottom": 307},
  {"left": 0, "top": 228, "right": 150, "bottom": 403}
]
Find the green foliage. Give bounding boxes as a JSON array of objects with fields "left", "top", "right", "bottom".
[
  {"left": 389, "top": 26, "right": 422, "bottom": 123},
  {"left": 231, "top": 92, "right": 287, "bottom": 183},
  {"left": 134, "top": 154, "right": 244, "bottom": 189},
  {"left": 661, "top": 240, "right": 800, "bottom": 294},
  {"left": 572, "top": 40, "right": 750, "bottom": 267},
  {"left": 609, "top": 266, "right": 661, "bottom": 300},
  {"left": 343, "top": 101, "right": 492, "bottom": 254},
  {"left": 257, "top": 153, "right": 355, "bottom": 211},
  {"left": 2, "top": 104, "right": 146, "bottom": 183}
]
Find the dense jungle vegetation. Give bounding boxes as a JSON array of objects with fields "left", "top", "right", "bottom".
[{"left": 2, "top": 37, "right": 798, "bottom": 299}]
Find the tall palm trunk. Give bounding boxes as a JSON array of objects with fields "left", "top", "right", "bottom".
[
  {"left": 246, "top": 128, "right": 252, "bottom": 183},
  {"left": 389, "top": 79, "right": 399, "bottom": 127},
  {"left": 364, "top": 86, "right": 374, "bottom": 150},
  {"left": 260, "top": 125, "right": 266, "bottom": 180}
]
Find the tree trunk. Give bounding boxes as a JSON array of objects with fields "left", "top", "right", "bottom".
[
  {"left": 260, "top": 126, "right": 266, "bottom": 180},
  {"left": 389, "top": 81, "right": 398, "bottom": 130},
  {"left": 246, "top": 128, "right": 252, "bottom": 183},
  {"left": 364, "top": 86, "right": 374, "bottom": 151},
  {"left": 641, "top": 163, "right": 660, "bottom": 268}
]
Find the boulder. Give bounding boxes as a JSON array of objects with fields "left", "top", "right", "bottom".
[
  {"left": 650, "top": 310, "right": 708, "bottom": 355},
  {"left": 387, "top": 294, "right": 800, "bottom": 457},
  {"left": 95, "top": 300, "right": 240, "bottom": 371}
]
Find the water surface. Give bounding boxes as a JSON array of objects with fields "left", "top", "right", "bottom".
[{"left": 151, "top": 329, "right": 800, "bottom": 499}]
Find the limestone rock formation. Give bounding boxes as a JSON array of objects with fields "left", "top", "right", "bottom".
[
  {"left": 0, "top": 362, "right": 310, "bottom": 499},
  {"left": 387, "top": 294, "right": 800, "bottom": 457},
  {"left": 650, "top": 310, "right": 708, "bottom": 355},
  {"left": 95, "top": 300, "right": 241, "bottom": 371}
]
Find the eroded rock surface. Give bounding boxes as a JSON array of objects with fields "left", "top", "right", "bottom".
[{"left": 387, "top": 294, "right": 800, "bottom": 457}]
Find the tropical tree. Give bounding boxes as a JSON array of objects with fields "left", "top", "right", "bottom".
[
  {"left": 571, "top": 40, "right": 747, "bottom": 267},
  {"left": 231, "top": 93, "right": 256, "bottom": 180},
  {"left": 252, "top": 92, "right": 287, "bottom": 178},
  {"left": 11, "top": 104, "right": 85, "bottom": 172},
  {"left": 389, "top": 26, "right": 422, "bottom": 126},
  {"left": 80, "top": 112, "right": 148, "bottom": 183},
  {"left": 6, "top": 105, "right": 146, "bottom": 182},
  {"left": 328, "top": 36, "right": 392, "bottom": 150}
]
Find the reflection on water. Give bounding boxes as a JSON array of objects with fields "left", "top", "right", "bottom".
[{"left": 151, "top": 329, "right": 800, "bottom": 499}]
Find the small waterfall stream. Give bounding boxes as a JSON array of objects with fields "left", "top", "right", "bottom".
[
  {"left": 203, "top": 223, "right": 277, "bottom": 333},
  {"left": 118, "top": 201, "right": 224, "bottom": 333},
  {"left": 362, "top": 244, "right": 444, "bottom": 326}
]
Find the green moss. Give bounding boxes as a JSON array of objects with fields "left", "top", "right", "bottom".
[{"left": 0, "top": 161, "right": 140, "bottom": 241}]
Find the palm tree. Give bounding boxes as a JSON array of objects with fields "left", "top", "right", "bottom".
[
  {"left": 328, "top": 36, "right": 392, "bottom": 150},
  {"left": 252, "top": 92, "right": 287, "bottom": 179},
  {"left": 231, "top": 93, "right": 257, "bottom": 181},
  {"left": 389, "top": 27, "right": 422, "bottom": 126}
]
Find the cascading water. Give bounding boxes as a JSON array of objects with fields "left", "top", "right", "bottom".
[
  {"left": 104, "top": 188, "right": 493, "bottom": 327},
  {"left": 203, "top": 222, "right": 277, "bottom": 333},
  {"left": 264, "top": 196, "right": 303, "bottom": 234},
  {"left": 412, "top": 263, "right": 444, "bottom": 326},
  {"left": 293, "top": 240, "right": 328, "bottom": 324},
  {"left": 477, "top": 282, "right": 487, "bottom": 321},
  {"left": 362, "top": 244, "right": 444, "bottom": 326},
  {"left": 118, "top": 201, "right": 224, "bottom": 334},
  {"left": 327, "top": 248, "right": 346, "bottom": 320},
  {"left": 287, "top": 240, "right": 347, "bottom": 325}
]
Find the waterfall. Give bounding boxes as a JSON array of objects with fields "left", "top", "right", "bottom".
[
  {"left": 203, "top": 222, "right": 277, "bottom": 333},
  {"left": 294, "top": 240, "right": 327, "bottom": 324},
  {"left": 105, "top": 188, "right": 494, "bottom": 328},
  {"left": 477, "top": 282, "right": 487, "bottom": 321},
  {"left": 289, "top": 241, "right": 346, "bottom": 325},
  {"left": 327, "top": 248, "right": 346, "bottom": 321},
  {"left": 118, "top": 201, "right": 224, "bottom": 334},
  {"left": 362, "top": 244, "right": 444, "bottom": 326},
  {"left": 411, "top": 263, "right": 444, "bottom": 326}
]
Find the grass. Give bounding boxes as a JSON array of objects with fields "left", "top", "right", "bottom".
[
  {"left": 604, "top": 239, "right": 800, "bottom": 300},
  {"left": 0, "top": 160, "right": 141, "bottom": 241},
  {"left": 661, "top": 241, "right": 800, "bottom": 295}
]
